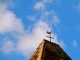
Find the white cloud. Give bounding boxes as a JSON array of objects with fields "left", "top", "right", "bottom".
[
  {"left": 73, "top": 4, "right": 80, "bottom": 10},
  {"left": 33, "top": 0, "right": 60, "bottom": 25},
  {"left": 53, "top": 15, "right": 60, "bottom": 25},
  {"left": 16, "top": 20, "right": 64, "bottom": 57},
  {"left": 27, "top": 15, "right": 36, "bottom": 21},
  {"left": 34, "top": 2, "right": 45, "bottom": 10},
  {"left": 43, "top": 0, "right": 52, "bottom": 3},
  {"left": 56, "top": 0, "right": 61, "bottom": 4},
  {"left": 1, "top": 40, "right": 15, "bottom": 54},
  {"left": 0, "top": 17, "right": 64, "bottom": 57},
  {"left": 72, "top": 40, "right": 77, "bottom": 47},
  {"left": 41, "top": 10, "right": 60, "bottom": 26},
  {"left": 0, "top": 3, "right": 24, "bottom": 34},
  {"left": 16, "top": 20, "right": 50, "bottom": 56},
  {"left": 34, "top": 0, "right": 52, "bottom": 10},
  {"left": 76, "top": 26, "right": 80, "bottom": 32},
  {"left": 0, "top": 0, "right": 64, "bottom": 58},
  {"left": 0, "top": 1, "right": 24, "bottom": 54}
]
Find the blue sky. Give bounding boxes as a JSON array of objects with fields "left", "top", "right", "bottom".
[{"left": 0, "top": 0, "right": 80, "bottom": 60}]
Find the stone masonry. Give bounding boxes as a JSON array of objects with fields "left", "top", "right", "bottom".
[{"left": 29, "top": 39, "right": 72, "bottom": 60}]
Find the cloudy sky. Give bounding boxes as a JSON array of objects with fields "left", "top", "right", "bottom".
[{"left": 0, "top": 0, "right": 80, "bottom": 60}]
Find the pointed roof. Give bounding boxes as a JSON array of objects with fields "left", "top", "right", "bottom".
[{"left": 29, "top": 39, "right": 72, "bottom": 60}]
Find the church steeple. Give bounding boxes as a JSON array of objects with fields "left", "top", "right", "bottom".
[{"left": 29, "top": 39, "right": 72, "bottom": 60}]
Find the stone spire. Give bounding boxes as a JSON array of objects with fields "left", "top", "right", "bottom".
[{"left": 29, "top": 39, "right": 72, "bottom": 60}]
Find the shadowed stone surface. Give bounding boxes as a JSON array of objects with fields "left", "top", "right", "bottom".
[{"left": 29, "top": 39, "right": 72, "bottom": 60}]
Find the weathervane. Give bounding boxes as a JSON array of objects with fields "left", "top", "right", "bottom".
[{"left": 46, "top": 30, "right": 54, "bottom": 42}]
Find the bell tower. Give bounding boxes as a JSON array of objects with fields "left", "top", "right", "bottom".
[{"left": 29, "top": 39, "right": 72, "bottom": 60}]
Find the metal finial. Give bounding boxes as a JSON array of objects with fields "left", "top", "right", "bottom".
[{"left": 46, "top": 30, "right": 54, "bottom": 42}]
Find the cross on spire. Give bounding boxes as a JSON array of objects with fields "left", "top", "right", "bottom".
[{"left": 46, "top": 30, "right": 54, "bottom": 42}]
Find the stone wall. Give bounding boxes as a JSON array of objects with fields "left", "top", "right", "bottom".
[
  {"left": 29, "top": 39, "right": 72, "bottom": 60},
  {"left": 42, "top": 40, "right": 72, "bottom": 60},
  {"left": 29, "top": 39, "right": 45, "bottom": 60}
]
